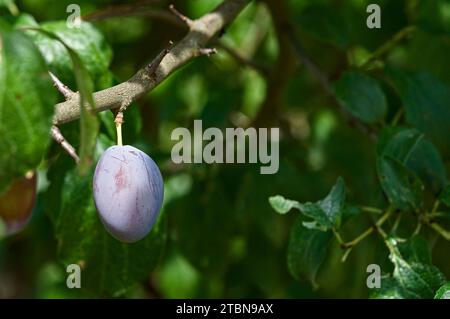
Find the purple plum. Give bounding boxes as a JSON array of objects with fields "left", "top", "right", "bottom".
[{"left": 93, "top": 145, "right": 164, "bottom": 243}]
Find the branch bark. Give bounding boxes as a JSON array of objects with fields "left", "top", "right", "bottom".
[
  {"left": 252, "top": 0, "right": 296, "bottom": 128},
  {"left": 285, "top": 25, "right": 377, "bottom": 140},
  {"left": 53, "top": 0, "right": 250, "bottom": 125}
]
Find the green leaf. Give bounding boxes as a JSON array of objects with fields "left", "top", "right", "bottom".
[
  {"left": 23, "top": 21, "right": 112, "bottom": 86},
  {"left": 398, "top": 236, "right": 431, "bottom": 265},
  {"left": 378, "top": 127, "right": 446, "bottom": 193},
  {"left": 378, "top": 238, "right": 447, "bottom": 299},
  {"left": 434, "top": 282, "right": 450, "bottom": 299},
  {"left": 405, "top": 139, "right": 447, "bottom": 194},
  {"left": 334, "top": 72, "right": 387, "bottom": 124},
  {"left": 377, "top": 156, "right": 423, "bottom": 211},
  {"left": 269, "top": 195, "right": 301, "bottom": 214},
  {"left": 269, "top": 178, "right": 346, "bottom": 229},
  {"left": 371, "top": 236, "right": 441, "bottom": 299},
  {"left": 298, "top": 177, "right": 346, "bottom": 229},
  {"left": 0, "top": 23, "right": 57, "bottom": 192},
  {"left": 391, "top": 253, "right": 446, "bottom": 299},
  {"left": 439, "top": 185, "right": 450, "bottom": 207},
  {"left": 13, "top": 13, "right": 39, "bottom": 29},
  {"left": 56, "top": 169, "right": 166, "bottom": 296},
  {"left": 378, "top": 127, "right": 423, "bottom": 162},
  {"left": 27, "top": 27, "right": 99, "bottom": 175},
  {"left": 287, "top": 217, "right": 332, "bottom": 288},
  {"left": 388, "top": 70, "right": 450, "bottom": 157},
  {"left": 371, "top": 275, "right": 409, "bottom": 299}
]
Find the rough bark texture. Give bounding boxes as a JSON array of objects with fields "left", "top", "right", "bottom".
[{"left": 53, "top": 0, "right": 250, "bottom": 125}]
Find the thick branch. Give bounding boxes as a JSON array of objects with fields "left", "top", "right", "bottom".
[{"left": 53, "top": 0, "right": 249, "bottom": 125}]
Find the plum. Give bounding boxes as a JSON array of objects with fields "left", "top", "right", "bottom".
[
  {"left": 93, "top": 145, "right": 164, "bottom": 243},
  {"left": 0, "top": 172, "right": 37, "bottom": 236}
]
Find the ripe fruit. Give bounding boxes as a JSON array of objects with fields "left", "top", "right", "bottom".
[
  {"left": 0, "top": 172, "right": 37, "bottom": 236},
  {"left": 93, "top": 145, "right": 164, "bottom": 243}
]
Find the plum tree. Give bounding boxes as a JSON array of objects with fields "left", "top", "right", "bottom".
[
  {"left": 93, "top": 145, "right": 164, "bottom": 243},
  {"left": 0, "top": 172, "right": 37, "bottom": 236}
]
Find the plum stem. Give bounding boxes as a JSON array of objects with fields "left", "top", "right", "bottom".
[
  {"left": 116, "top": 123, "right": 123, "bottom": 146},
  {"left": 114, "top": 111, "right": 124, "bottom": 146}
]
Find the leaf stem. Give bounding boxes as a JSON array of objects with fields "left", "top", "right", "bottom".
[
  {"left": 412, "top": 220, "right": 422, "bottom": 237},
  {"left": 431, "top": 200, "right": 440, "bottom": 214},
  {"left": 360, "top": 206, "right": 383, "bottom": 215},
  {"left": 332, "top": 228, "right": 345, "bottom": 245},
  {"left": 341, "top": 228, "right": 374, "bottom": 248},
  {"left": 334, "top": 206, "right": 394, "bottom": 250},
  {"left": 6, "top": 0, "right": 19, "bottom": 16},
  {"left": 390, "top": 108, "right": 404, "bottom": 126},
  {"left": 428, "top": 223, "right": 450, "bottom": 240},
  {"left": 361, "top": 25, "right": 416, "bottom": 69},
  {"left": 390, "top": 211, "right": 402, "bottom": 234},
  {"left": 376, "top": 206, "right": 395, "bottom": 226}
]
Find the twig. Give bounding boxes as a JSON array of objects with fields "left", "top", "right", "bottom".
[
  {"left": 334, "top": 206, "right": 394, "bottom": 251},
  {"left": 53, "top": 0, "right": 250, "bottom": 125},
  {"left": 144, "top": 41, "right": 173, "bottom": 78},
  {"left": 422, "top": 212, "right": 450, "bottom": 241},
  {"left": 390, "top": 211, "right": 402, "bottom": 234},
  {"left": 360, "top": 26, "right": 416, "bottom": 69},
  {"left": 48, "top": 72, "right": 75, "bottom": 100},
  {"left": 50, "top": 126, "right": 80, "bottom": 163},
  {"left": 168, "top": 4, "right": 193, "bottom": 28},
  {"left": 5, "top": 0, "right": 19, "bottom": 16},
  {"left": 84, "top": 7, "right": 182, "bottom": 27},
  {"left": 196, "top": 47, "right": 217, "bottom": 57},
  {"left": 429, "top": 223, "right": 450, "bottom": 240},
  {"left": 390, "top": 108, "right": 404, "bottom": 126},
  {"left": 86, "top": 2, "right": 263, "bottom": 75},
  {"left": 360, "top": 206, "right": 384, "bottom": 215},
  {"left": 81, "top": 1, "right": 182, "bottom": 26},
  {"left": 215, "top": 41, "right": 269, "bottom": 75},
  {"left": 412, "top": 219, "right": 422, "bottom": 237},
  {"left": 285, "top": 25, "right": 378, "bottom": 140},
  {"left": 286, "top": 27, "right": 334, "bottom": 97},
  {"left": 252, "top": 0, "right": 297, "bottom": 127}
]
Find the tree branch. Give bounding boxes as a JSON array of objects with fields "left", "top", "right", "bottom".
[
  {"left": 53, "top": 0, "right": 250, "bottom": 125},
  {"left": 49, "top": 71, "right": 75, "bottom": 100},
  {"left": 215, "top": 41, "right": 269, "bottom": 75},
  {"left": 50, "top": 125, "right": 80, "bottom": 163},
  {"left": 286, "top": 26, "right": 378, "bottom": 140},
  {"left": 252, "top": 0, "right": 296, "bottom": 127},
  {"left": 82, "top": 0, "right": 183, "bottom": 27},
  {"left": 168, "top": 4, "right": 194, "bottom": 28}
]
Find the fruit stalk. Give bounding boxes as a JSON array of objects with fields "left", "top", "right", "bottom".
[{"left": 115, "top": 111, "right": 124, "bottom": 146}]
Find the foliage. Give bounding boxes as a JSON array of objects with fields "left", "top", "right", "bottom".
[{"left": 0, "top": 0, "right": 449, "bottom": 299}]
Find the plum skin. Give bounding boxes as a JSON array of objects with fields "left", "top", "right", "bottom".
[
  {"left": 0, "top": 172, "right": 37, "bottom": 236},
  {"left": 93, "top": 145, "right": 164, "bottom": 243}
]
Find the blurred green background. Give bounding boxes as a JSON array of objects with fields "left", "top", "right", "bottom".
[{"left": 0, "top": 0, "right": 449, "bottom": 298}]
